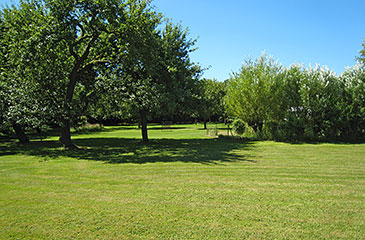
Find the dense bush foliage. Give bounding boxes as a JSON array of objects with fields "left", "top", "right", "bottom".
[
  {"left": 232, "top": 119, "right": 246, "bottom": 136},
  {"left": 226, "top": 53, "right": 365, "bottom": 141}
]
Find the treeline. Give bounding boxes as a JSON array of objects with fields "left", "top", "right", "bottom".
[{"left": 226, "top": 53, "right": 365, "bottom": 141}]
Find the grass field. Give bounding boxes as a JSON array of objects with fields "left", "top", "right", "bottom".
[{"left": 0, "top": 124, "right": 364, "bottom": 239}]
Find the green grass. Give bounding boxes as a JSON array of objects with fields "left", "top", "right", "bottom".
[{"left": 0, "top": 124, "right": 364, "bottom": 239}]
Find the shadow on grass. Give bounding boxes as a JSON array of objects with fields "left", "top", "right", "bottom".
[
  {"left": 148, "top": 127, "right": 188, "bottom": 131},
  {"left": 277, "top": 138, "right": 365, "bottom": 145},
  {"left": 0, "top": 137, "right": 256, "bottom": 165}
]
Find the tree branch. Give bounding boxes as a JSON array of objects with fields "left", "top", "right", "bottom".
[
  {"left": 83, "top": 59, "right": 109, "bottom": 69},
  {"left": 80, "top": 34, "right": 98, "bottom": 63},
  {"left": 69, "top": 34, "right": 94, "bottom": 61}
]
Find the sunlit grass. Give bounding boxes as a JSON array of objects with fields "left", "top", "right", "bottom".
[{"left": 0, "top": 124, "right": 364, "bottom": 239}]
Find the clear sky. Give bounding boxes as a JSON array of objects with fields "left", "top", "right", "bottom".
[
  {"left": 1, "top": 0, "right": 364, "bottom": 81},
  {"left": 153, "top": 0, "right": 365, "bottom": 80}
]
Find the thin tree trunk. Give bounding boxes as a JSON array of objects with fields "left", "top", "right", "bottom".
[
  {"left": 140, "top": 110, "right": 149, "bottom": 142},
  {"left": 12, "top": 122, "right": 29, "bottom": 143},
  {"left": 258, "top": 123, "right": 263, "bottom": 133},
  {"left": 204, "top": 120, "right": 207, "bottom": 130}
]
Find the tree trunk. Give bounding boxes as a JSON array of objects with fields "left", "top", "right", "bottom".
[
  {"left": 251, "top": 122, "right": 263, "bottom": 134},
  {"left": 258, "top": 123, "right": 263, "bottom": 133},
  {"left": 140, "top": 110, "right": 149, "bottom": 142},
  {"left": 203, "top": 120, "right": 207, "bottom": 130},
  {"left": 12, "top": 123, "right": 29, "bottom": 143},
  {"left": 60, "top": 120, "right": 78, "bottom": 149},
  {"left": 60, "top": 60, "right": 81, "bottom": 149}
]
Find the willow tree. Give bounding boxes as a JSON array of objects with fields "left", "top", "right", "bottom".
[{"left": 225, "top": 53, "right": 284, "bottom": 133}]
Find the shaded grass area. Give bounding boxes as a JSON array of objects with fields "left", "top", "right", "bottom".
[
  {"left": 0, "top": 137, "right": 255, "bottom": 165},
  {"left": 0, "top": 124, "right": 364, "bottom": 239}
]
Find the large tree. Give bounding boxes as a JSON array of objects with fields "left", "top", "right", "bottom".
[{"left": 44, "top": 0, "right": 135, "bottom": 148}]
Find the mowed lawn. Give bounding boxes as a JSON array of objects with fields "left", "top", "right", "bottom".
[{"left": 0, "top": 124, "right": 364, "bottom": 239}]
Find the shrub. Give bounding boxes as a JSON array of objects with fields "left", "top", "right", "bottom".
[{"left": 232, "top": 119, "right": 246, "bottom": 136}]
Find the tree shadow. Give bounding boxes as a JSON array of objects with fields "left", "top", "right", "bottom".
[
  {"left": 0, "top": 138, "right": 256, "bottom": 165},
  {"left": 148, "top": 127, "right": 188, "bottom": 130},
  {"left": 278, "top": 138, "right": 365, "bottom": 145}
]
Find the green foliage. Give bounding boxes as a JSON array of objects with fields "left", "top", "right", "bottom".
[
  {"left": 195, "top": 78, "right": 227, "bottom": 123},
  {"left": 338, "top": 64, "right": 365, "bottom": 137},
  {"left": 232, "top": 119, "right": 246, "bottom": 136},
  {"left": 225, "top": 52, "right": 284, "bottom": 133},
  {"left": 226, "top": 53, "right": 365, "bottom": 141},
  {"left": 0, "top": 1, "right": 66, "bottom": 130},
  {"left": 358, "top": 39, "right": 365, "bottom": 66},
  {"left": 114, "top": 17, "right": 202, "bottom": 140}
]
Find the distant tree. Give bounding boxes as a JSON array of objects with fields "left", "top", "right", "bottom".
[
  {"left": 86, "top": 73, "right": 135, "bottom": 126},
  {"left": 225, "top": 53, "right": 284, "bottom": 133},
  {"left": 338, "top": 64, "right": 365, "bottom": 138},
  {"left": 271, "top": 64, "right": 307, "bottom": 139},
  {"left": 196, "top": 78, "right": 226, "bottom": 129},
  {"left": 118, "top": 20, "right": 201, "bottom": 142},
  {"left": 298, "top": 66, "right": 343, "bottom": 138}
]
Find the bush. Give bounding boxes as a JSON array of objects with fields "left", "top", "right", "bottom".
[{"left": 232, "top": 119, "right": 246, "bottom": 136}]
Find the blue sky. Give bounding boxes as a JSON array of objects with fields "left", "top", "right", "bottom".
[
  {"left": 2, "top": 0, "right": 364, "bottom": 80},
  {"left": 153, "top": 0, "right": 365, "bottom": 80}
]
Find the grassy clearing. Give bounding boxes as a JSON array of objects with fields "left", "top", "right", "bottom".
[{"left": 0, "top": 124, "right": 364, "bottom": 239}]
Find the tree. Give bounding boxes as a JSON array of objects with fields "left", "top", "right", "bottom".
[
  {"left": 196, "top": 78, "right": 226, "bottom": 129},
  {"left": 338, "top": 64, "right": 365, "bottom": 138},
  {"left": 0, "top": 1, "right": 61, "bottom": 143},
  {"left": 1, "top": 0, "right": 201, "bottom": 145},
  {"left": 225, "top": 53, "right": 284, "bottom": 133},
  {"left": 270, "top": 64, "right": 307, "bottom": 139},
  {"left": 43, "top": 0, "right": 136, "bottom": 148},
  {"left": 118, "top": 19, "right": 201, "bottom": 142}
]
